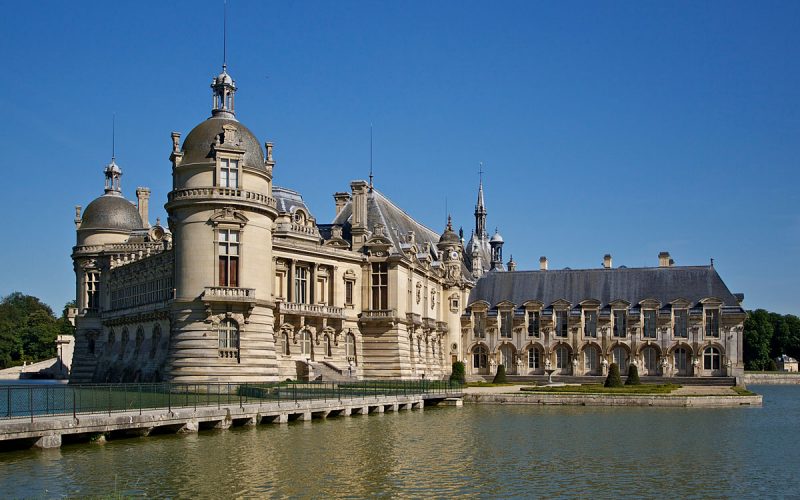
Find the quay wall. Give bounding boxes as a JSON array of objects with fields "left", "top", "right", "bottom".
[
  {"left": 464, "top": 393, "right": 762, "bottom": 407},
  {"left": 743, "top": 373, "right": 800, "bottom": 385}
]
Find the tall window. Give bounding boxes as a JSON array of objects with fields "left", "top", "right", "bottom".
[
  {"left": 218, "top": 229, "right": 239, "bottom": 287},
  {"left": 282, "top": 332, "right": 290, "bottom": 355},
  {"left": 674, "top": 348, "right": 689, "bottom": 373},
  {"left": 584, "top": 346, "right": 599, "bottom": 373},
  {"left": 371, "top": 262, "right": 388, "bottom": 309},
  {"left": 703, "top": 347, "right": 720, "bottom": 370},
  {"left": 613, "top": 310, "right": 627, "bottom": 337},
  {"left": 527, "top": 311, "right": 540, "bottom": 336},
  {"left": 86, "top": 272, "right": 100, "bottom": 311},
  {"left": 345, "top": 280, "right": 354, "bottom": 306},
  {"left": 300, "top": 330, "right": 312, "bottom": 357},
  {"left": 556, "top": 310, "right": 568, "bottom": 337},
  {"left": 324, "top": 335, "right": 332, "bottom": 357},
  {"left": 705, "top": 309, "right": 720, "bottom": 338},
  {"left": 674, "top": 309, "right": 688, "bottom": 338},
  {"left": 556, "top": 345, "right": 570, "bottom": 369},
  {"left": 219, "top": 158, "right": 239, "bottom": 188},
  {"left": 294, "top": 267, "right": 308, "bottom": 304},
  {"left": 473, "top": 345, "right": 488, "bottom": 369},
  {"left": 643, "top": 310, "right": 657, "bottom": 338},
  {"left": 346, "top": 333, "right": 357, "bottom": 363},
  {"left": 643, "top": 347, "right": 658, "bottom": 373},
  {"left": 500, "top": 310, "right": 513, "bottom": 338},
  {"left": 612, "top": 346, "right": 628, "bottom": 371},
  {"left": 474, "top": 312, "right": 486, "bottom": 338},
  {"left": 584, "top": 310, "right": 597, "bottom": 337},
  {"left": 218, "top": 319, "right": 239, "bottom": 359},
  {"left": 528, "top": 348, "right": 540, "bottom": 369}
]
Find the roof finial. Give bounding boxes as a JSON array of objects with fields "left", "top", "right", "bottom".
[
  {"left": 111, "top": 113, "right": 116, "bottom": 161},
  {"left": 223, "top": 0, "right": 228, "bottom": 72},
  {"left": 478, "top": 161, "right": 484, "bottom": 186},
  {"left": 369, "top": 123, "right": 374, "bottom": 191}
]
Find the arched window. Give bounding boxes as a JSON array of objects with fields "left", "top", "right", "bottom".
[
  {"left": 674, "top": 347, "right": 689, "bottom": 374},
  {"left": 324, "top": 334, "right": 332, "bottom": 357},
  {"left": 704, "top": 347, "right": 721, "bottom": 370},
  {"left": 134, "top": 327, "right": 144, "bottom": 357},
  {"left": 218, "top": 319, "right": 239, "bottom": 360},
  {"left": 528, "top": 347, "right": 540, "bottom": 369},
  {"left": 300, "top": 330, "right": 312, "bottom": 357},
  {"left": 612, "top": 346, "right": 628, "bottom": 374},
  {"left": 473, "top": 345, "right": 488, "bottom": 369},
  {"left": 150, "top": 324, "right": 161, "bottom": 359},
  {"left": 555, "top": 345, "right": 570, "bottom": 369},
  {"left": 346, "top": 333, "right": 357, "bottom": 363},
  {"left": 584, "top": 346, "right": 599, "bottom": 373},
  {"left": 643, "top": 347, "right": 659, "bottom": 373}
]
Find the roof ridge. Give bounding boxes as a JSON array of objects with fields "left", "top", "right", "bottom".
[{"left": 371, "top": 188, "right": 439, "bottom": 239}]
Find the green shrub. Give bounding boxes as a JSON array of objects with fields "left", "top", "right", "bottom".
[
  {"left": 492, "top": 364, "right": 508, "bottom": 384},
  {"left": 604, "top": 363, "right": 623, "bottom": 388},
  {"left": 767, "top": 359, "right": 779, "bottom": 371},
  {"left": 625, "top": 364, "right": 641, "bottom": 385},
  {"left": 449, "top": 361, "right": 466, "bottom": 384}
]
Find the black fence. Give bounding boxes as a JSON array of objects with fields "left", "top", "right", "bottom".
[{"left": 0, "top": 380, "right": 463, "bottom": 421}]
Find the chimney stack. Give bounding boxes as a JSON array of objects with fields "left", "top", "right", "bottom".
[
  {"left": 603, "top": 254, "right": 612, "bottom": 269},
  {"left": 658, "top": 251, "right": 672, "bottom": 267},
  {"left": 539, "top": 256, "right": 548, "bottom": 271},
  {"left": 333, "top": 192, "right": 351, "bottom": 216},
  {"left": 136, "top": 187, "right": 151, "bottom": 228}
]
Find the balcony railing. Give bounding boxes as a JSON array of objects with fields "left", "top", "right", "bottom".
[
  {"left": 168, "top": 187, "right": 276, "bottom": 208},
  {"left": 361, "top": 309, "right": 396, "bottom": 320},
  {"left": 278, "top": 302, "right": 345, "bottom": 318},
  {"left": 202, "top": 287, "right": 256, "bottom": 301}
]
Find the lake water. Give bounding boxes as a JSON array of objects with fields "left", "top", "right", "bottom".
[{"left": 0, "top": 385, "right": 798, "bottom": 498}]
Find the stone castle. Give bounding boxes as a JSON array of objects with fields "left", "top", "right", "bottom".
[{"left": 70, "top": 63, "right": 746, "bottom": 383}]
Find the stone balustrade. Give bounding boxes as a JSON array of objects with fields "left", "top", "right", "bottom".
[
  {"left": 278, "top": 302, "right": 345, "bottom": 318},
  {"left": 168, "top": 187, "right": 276, "bottom": 208}
]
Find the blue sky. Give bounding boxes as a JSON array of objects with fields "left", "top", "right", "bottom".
[{"left": 1, "top": 0, "right": 798, "bottom": 315}]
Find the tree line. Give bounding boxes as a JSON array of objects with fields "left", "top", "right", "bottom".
[
  {"left": 743, "top": 309, "right": 800, "bottom": 371},
  {"left": 0, "top": 292, "right": 74, "bottom": 369}
]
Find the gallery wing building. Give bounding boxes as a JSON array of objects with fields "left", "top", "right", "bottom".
[{"left": 69, "top": 64, "right": 746, "bottom": 383}]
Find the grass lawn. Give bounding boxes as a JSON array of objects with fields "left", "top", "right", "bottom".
[
  {"left": 466, "top": 382, "right": 528, "bottom": 388},
  {"left": 520, "top": 384, "right": 681, "bottom": 395}
]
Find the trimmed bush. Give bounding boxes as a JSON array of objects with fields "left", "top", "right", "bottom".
[
  {"left": 604, "top": 362, "right": 623, "bottom": 388},
  {"left": 492, "top": 364, "right": 508, "bottom": 384},
  {"left": 625, "top": 364, "right": 641, "bottom": 385},
  {"left": 449, "top": 361, "right": 466, "bottom": 384}
]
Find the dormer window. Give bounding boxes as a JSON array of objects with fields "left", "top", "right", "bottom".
[
  {"left": 613, "top": 310, "right": 627, "bottom": 337},
  {"left": 584, "top": 310, "right": 597, "bottom": 338},
  {"left": 500, "top": 310, "right": 513, "bottom": 338},
  {"left": 674, "top": 309, "right": 688, "bottom": 338},
  {"left": 643, "top": 310, "right": 657, "bottom": 338},
  {"left": 555, "top": 310, "right": 568, "bottom": 337},
  {"left": 527, "top": 311, "right": 540, "bottom": 337},
  {"left": 473, "top": 311, "right": 486, "bottom": 338},
  {"left": 219, "top": 158, "right": 239, "bottom": 188},
  {"left": 705, "top": 309, "right": 720, "bottom": 338}
]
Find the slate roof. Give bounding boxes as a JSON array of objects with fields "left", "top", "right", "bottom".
[
  {"left": 273, "top": 186, "right": 313, "bottom": 216},
  {"left": 469, "top": 266, "right": 744, "bottom": 312},
  {"left": 181, "top": 116, "right": 265, "bottom": 170},
  {"left": 80, "top": 193, "right": 143, "bottom": 232},
  {"left": 331, "top": 187, "right": 441, "bottom": 258}
]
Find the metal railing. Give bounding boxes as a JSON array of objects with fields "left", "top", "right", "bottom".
[{"left": 0, "top": 380, "right": 463, "bottom": 422}]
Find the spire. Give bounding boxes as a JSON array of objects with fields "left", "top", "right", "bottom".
[
  {"left": 474, "top": 162, "right": 487, "bottom": 239},
  {"left": 211, "top": 1, "right": 236, "bottom": 119},
  {"left": 369, "top": 123, "right": 374, "bottom": 191},
  {"left": 104, "top": 115, "right": 122, "bottom": 195}
]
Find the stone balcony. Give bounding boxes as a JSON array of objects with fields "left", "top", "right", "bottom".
[
  {"left": 360, "top": 309, "right": 398, "bottom": 326},
  {"left": 167, "top": 187, "right": 276, "bottom": 209},
  {"left": 278, "top": 301, "right": 345, "bottom": 319},
  {"left": 202, "top": 287, "right": 256, "bottom": 303}
]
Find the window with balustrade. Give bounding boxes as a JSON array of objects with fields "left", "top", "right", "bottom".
[
  {"left": 218, "top": 229, "right": 239, "bottom": 287},
  {"left": 294, "top": 266, "right": 308, "bottom": 304},
  {"left": 218, "top": 319, "right": 239, "bottom": 360},
  {"left": 371, "top": 262, "right": 388, "bottom": 310}
]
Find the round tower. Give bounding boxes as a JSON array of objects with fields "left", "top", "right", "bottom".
[
  {"left": 438, "top": 216, "right": 470, "bottom": 368},
  {"left": 164, "top": 64, "right": 279, "bottom": 382}
]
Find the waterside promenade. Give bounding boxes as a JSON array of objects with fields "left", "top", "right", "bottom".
[{"left": 0, "top": 381, "right": 463, "bottom": 450}]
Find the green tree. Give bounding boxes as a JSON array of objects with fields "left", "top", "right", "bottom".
[
  {"left": 0, "top": 292, "right": 61, "bottom": 368},
  {"left": 625, "top": 364, "right": 641, "bottom": 385},
  {"left": 449, "top": 361, "right": 465, "bottom": 384},
  {"left": 492, "top": 364, "right": 507, "bottom": 384},
  {"left": 604, "top": 363, "right": 623, "bottom": 388},
  {"left": 744, "top": 310, "right": 774, "bottom": 370}
]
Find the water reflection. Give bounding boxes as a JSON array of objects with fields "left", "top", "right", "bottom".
[{"left": 0, "top": 386, "right": 798, "bottom": 498}]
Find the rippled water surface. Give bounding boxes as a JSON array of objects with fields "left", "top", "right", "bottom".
[{"left": 0, "top": 385, "right": 798, "bottom": 498}]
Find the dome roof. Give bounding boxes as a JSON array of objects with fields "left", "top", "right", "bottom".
[
  {"left": 490, "top": 231, "right": 504, "bottom": 243},
  {"left": 214, "top": 71, "right": 234, "bottom": 86},
  {"left": 438, "top": 228, "right": 459, "bottom": 244},
  {"left": 80, "top": 194, "right": 143, "bottom": 232},
  {"left": 181, "top": 117, "right": 265, "bottom": 170}
]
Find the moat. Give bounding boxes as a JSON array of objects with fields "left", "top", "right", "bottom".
[{"left": 0, "top": 385, "right": 798, "bottom": 498}]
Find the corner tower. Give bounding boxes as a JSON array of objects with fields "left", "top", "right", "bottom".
[{"left": 165, "top": 64, "right": 279, "bottom": 382}]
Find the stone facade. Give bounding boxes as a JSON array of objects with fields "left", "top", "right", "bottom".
[{"left": 69, "top": 63, "right": 745, "bottom": 383}]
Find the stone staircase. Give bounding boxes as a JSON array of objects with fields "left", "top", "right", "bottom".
[
  {"left": 307, "top": 360, "right": 354, "bottom": 382},
  {"left": 68, "top": 354, "right": 98, "bottom": 383}
]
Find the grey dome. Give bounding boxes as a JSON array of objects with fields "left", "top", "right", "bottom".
[
  {"left": 490, "top": 231, "right": 504, "bottom": 243},
  {"left": 214, "top": 71, "right": 234, "bottom": 86},
  {"left": 438, "top": 228, "right": 459, "bottom": 245},
  {"left": 181, "top": 117, "right": 264, "bottom": 169},
  {"left": 80, "top": 194, "right": 143, "bottom": 231}
]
